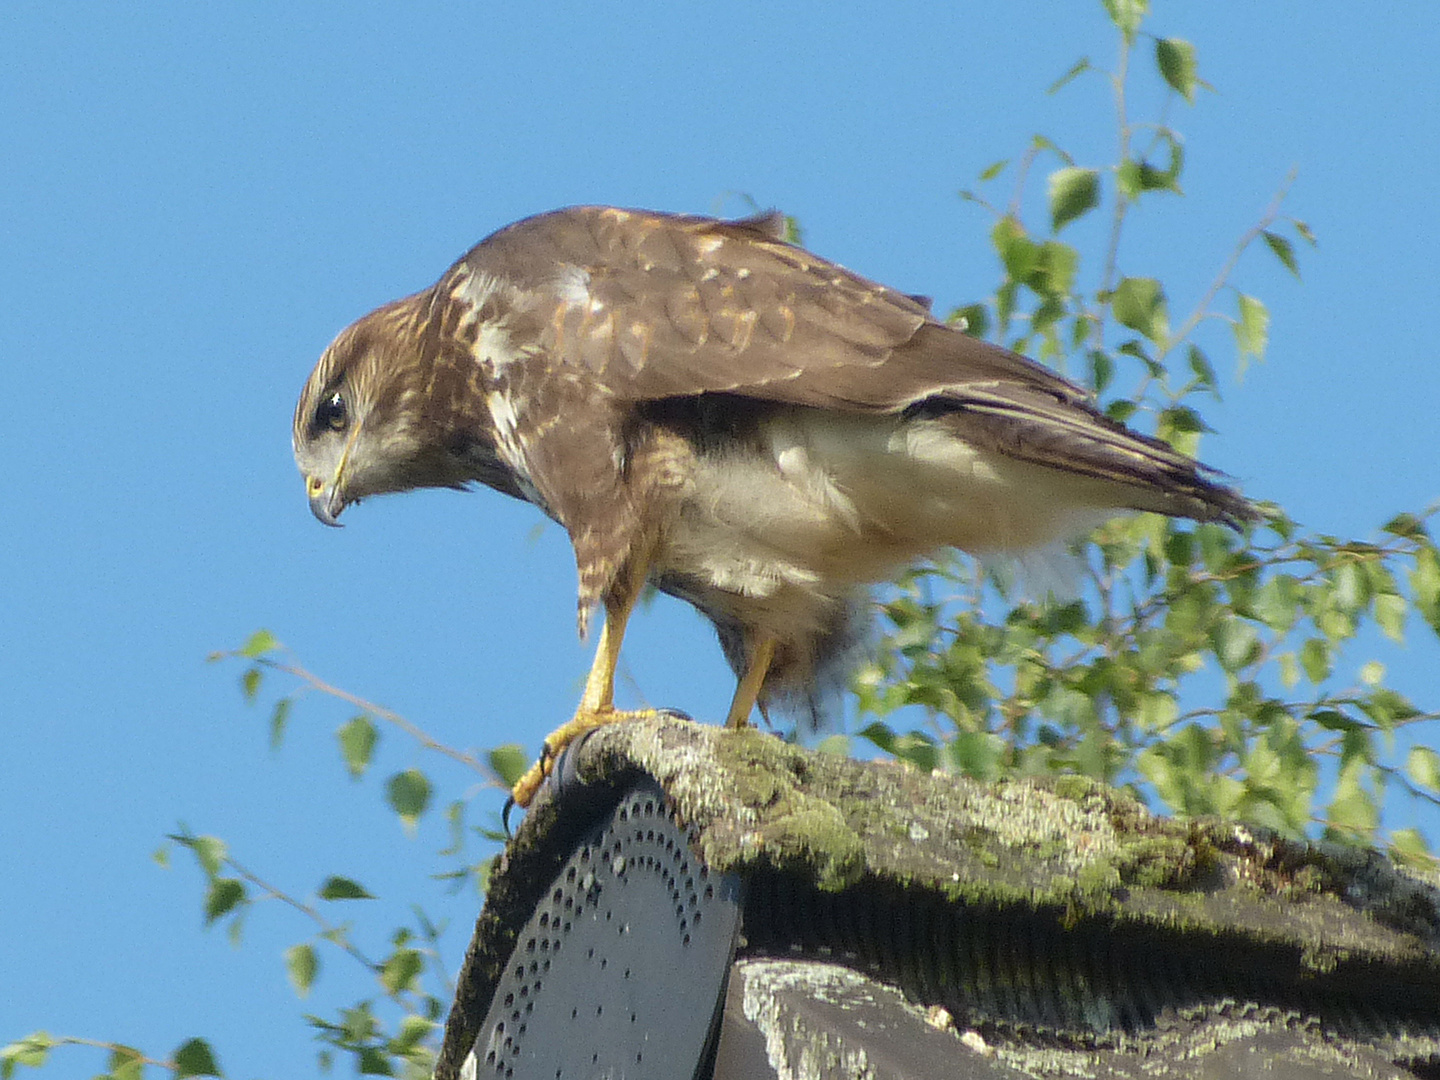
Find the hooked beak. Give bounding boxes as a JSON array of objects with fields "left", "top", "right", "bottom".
[
  {"left": 306, "top": 474, "right": 346, "bottom": 527},
  {"left": 305, "top": 417, "right": 363, "bottom": 527}
]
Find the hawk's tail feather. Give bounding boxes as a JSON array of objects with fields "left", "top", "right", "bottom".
[{"left": 926, "top": 390, "right": 1258, "bottom": 529}]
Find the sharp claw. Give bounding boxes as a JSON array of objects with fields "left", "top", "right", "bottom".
[{"left": 508, "top": 708, "right": 668, "bottom": 812}]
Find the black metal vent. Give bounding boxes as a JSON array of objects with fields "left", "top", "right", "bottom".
[{"left": 471, "top": 781, "right": 744, "bottom": 1079}]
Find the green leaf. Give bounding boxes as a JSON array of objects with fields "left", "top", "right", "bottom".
[
  {"left": 950, "top": 301, "right": 991, "bottom": 339},
  {"left": 269, "top": 698, "right": 292, "bottom": 751},
  {"left": 286, "top": 943, "right": 319, "bottom": 997},
  {"left": 386, "top": 769, "right": 433, "bottom": 827},
  {"left": 1390, "top": 828, "right": 1432, "bottom": 863},
  {"left": 172, "top": 1037, "right": 222, "bottom": 1078},
  {"left": 1152, "top": 138, "right": 1185, "bottom": 192},
  {"left": 337, "top": 715, "right": 379, "bottom": 779},
  {"left": 991, "top": 216, "right": 1039, "bottom": 282},
  {"left": 319, "top": 875, "right": 376, "bottom": 901},
  {"left": 381, "top": 947, "right": 425, "bottom": 995},
  {"left": 946, "top": 730, "right": 1005, "bottom": 780},
  {"left": 1234, "top": 292, "right": 1269, "bottom": 362},
  {"left": 1309, "top": 708, "right": 1358, "bottom": 734},
  {"left": 1328, "top": 761, "right": 1378, "bottom": 838},
  {"left": 1187, "top": 344, "right": 1217, "bottom": 395},
  {"left": 2, "top": 1033, "right": 56, "bottom": 1072},
  {"left": 1157, "top": 404, "right": 1207, "bottom": 457},
  {"left": 1293, "top": 218, "right": 1317, "bottom": 245},
  {"left": 204, "top": 877, "right": 246, "bottom": 924},
  {"left": 1381, "top": 512, "right": 1427, "bottom": 541},
  {"left": 1298, "top": 637, "right": 1331, "bottom": 683},
  {"left": 389, "top": 1016, "right": 435, "bottom": 1056},
  {"left": 340, "top": 1002, "right": 381, "bottom": 1042},
  {"left": 1211, "top": 618, "right": 1260, "bottom": 672},
  {"left": 1406, "top": 746, "right": 1440, "bottom": 794},
  {"left": 357, "top": 1047, "right": 396, "bottom": 1076},
  {"left": 240, "top": 628, "right": 278, "bottom": 658},
  {"left": 889, "top": 731, "right": 938, "bottom": 773},
  {"left": 108, "top": 1045, "right": 145, "bottom": 1080},
  {"left": 1252, "top": 575, "right": 1300, "bottom": 633},
  {"left": 1411, "top": 544, "right": 1440, "bottom": 634},
  {"left": 185, "top": 834, "right": 228, "bottom": 877},
  {"left": 1137, "top": 690, "right": 1178, "bottom": 734},
  {"left": 1046, "top": 57, "right": 1091, "bottom": 95},
  {"left": 1102, "top": 0, "right": 1148, "bottom": 42},
  {"left": 857, "top": 721, "right": 899, "bottom": 756},
  {"left": 978, "top": 158, "right": 1009, "bottom": 181},
  {"left": 1088, "top": 349, "right": 1114, "bottom": 394},
  {"left": 1262, "top": 230, "right": 1300, "bottom": 278},
  {"left": 1155, "top": 38, "right": 1198, "bottom": 102},
  {"left": 1032, "top": 241, "right": 1079, "bottom": 296},
  {"left": 1110, "top": 276, "right": 1169, "bottom": 344},
  {"left": 1115, "top": 159, "right": 1142, "bottom": 200},
  {"left": 1047, "top": 167, "right": 1100, "bottom": 232},
  {"left": 1105, "top": 398, "right": 1138, "bottom": 424},
  {"left": 1374, "top": 592, "right": 1407, "bottom": 643},
  {"left": 240, "top": 666, "right": 262, "bottom": 703},
  {"left": 1332, "top": 560, "right": 1368, "bottom": 614},
  {"left": 1119, "top": 146, "right": 1184, "bottom": 199},
  {"left": 487, "top": 744, "right": 530, "bottom": 787}
]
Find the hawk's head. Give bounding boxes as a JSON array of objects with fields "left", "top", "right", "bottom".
[{"left": 293, "top": 293, "right": 475, "bottom": 526}]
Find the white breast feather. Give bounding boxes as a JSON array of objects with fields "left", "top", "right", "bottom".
[
  {"left": 663, "top": 409, "right": 1135, "bottom": 634},
  {"left": 485, "top": 390, "right": 545, "bottom": 507}
]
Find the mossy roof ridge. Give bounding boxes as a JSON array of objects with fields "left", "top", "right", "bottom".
[
  {"left": 547, "top": 715, "right": 1440, "bottom": 970},
  {"left": 435, "top": 718, "right": 1440, "bottom": 1078}
]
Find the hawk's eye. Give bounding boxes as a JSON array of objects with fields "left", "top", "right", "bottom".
[{"left": 315, "top": 391, "right": 348, "bottom": 433}]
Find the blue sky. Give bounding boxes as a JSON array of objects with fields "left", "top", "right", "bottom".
[{"left": 3, "top": 3, "right": 1437, "bottom": 1076}]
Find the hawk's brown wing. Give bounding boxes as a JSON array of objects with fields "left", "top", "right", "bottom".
[
  {"left": 462, "top": 206, "right": 1249, "bottom": 525},
  {"left": 463, "top": 206, "right": 1089, "bottom": 410}
]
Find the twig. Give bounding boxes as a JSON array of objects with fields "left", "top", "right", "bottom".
[
  {"left": 254, "top": 655, "right": 491, "bottom": 777},
  {"left": 1097, "top": 33, "right": 1134, "bottom": 317},
  {"left": 221, "top": 853, "right": 383, "bottom": 975},
  {"left": 1158, "top": 169, "right": 1296, "bottom": 363}
]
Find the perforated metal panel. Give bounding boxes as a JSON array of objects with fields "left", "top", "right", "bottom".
[{"left": 471, "top": 781, "right": 743, "bottom": 1080}]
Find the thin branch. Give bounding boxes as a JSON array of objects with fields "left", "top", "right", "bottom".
[
  {"left": 20, "top": 1037, "right": 177, "bottom": 1073},
  {"left": 1374, "top": 761, "right": 1440, "bottom": 811},
  {"left": 1006, "top": 141, "right": 1042, "bottom": 219},
  {"left": 1097, "top": 35, "right": 1134, "bottom": 315},
  {"left": 219, "top": 852, "right": 440, "bottom": 1015},
  {"left": 1158, "top": 169, "right": 1296, "bottom": 363},
  {"left": 222, "top": 853, "right": 383, "bottom": 974},
  {"left": 253, "top": 654, "right": 491, "bottom": 777}
]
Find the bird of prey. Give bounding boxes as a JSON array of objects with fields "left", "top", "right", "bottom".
[{"left": 293, "top": 206, "right": 1254, "bottom": 806}]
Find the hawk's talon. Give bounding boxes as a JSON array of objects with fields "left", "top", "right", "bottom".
[
  {"left": 509, "top": 756, "right": 549, "bottom": 813},
  {"left": 507, "top": 706, "right": 665, "bottom": 811}
]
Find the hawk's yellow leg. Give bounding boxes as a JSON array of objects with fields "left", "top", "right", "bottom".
[
  {"left": 725, "top": 634, "right": 776, "bottom": 729},
  {"left": 510, "top": 575, "right": 657, "bottom": 808}
]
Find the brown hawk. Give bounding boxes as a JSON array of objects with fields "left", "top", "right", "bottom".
[{"left": 293, "top": 206, "right": 1254, "bottom": 806}]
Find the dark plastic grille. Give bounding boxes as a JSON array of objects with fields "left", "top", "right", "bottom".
[{"left": 472, "top": 781, "right": 743, "bottom": 1079}]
